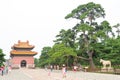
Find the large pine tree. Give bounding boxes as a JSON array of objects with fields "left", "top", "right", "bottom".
[{"left": 65, "top": 2, "right": 112, "bottom": 71}]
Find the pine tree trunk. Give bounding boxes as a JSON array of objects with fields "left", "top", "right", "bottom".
[
  {"left": 89, "top": 56, "right": 96, "bottom": 70},
  {"left": 87, "top": 51, "right": 96, "bottom": 71}
]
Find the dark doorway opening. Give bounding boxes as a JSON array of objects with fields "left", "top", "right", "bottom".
[{"left": 21, "top": 60, "right": 27, "bottom": 67}]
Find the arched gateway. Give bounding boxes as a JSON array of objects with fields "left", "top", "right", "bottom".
[
  {"left": 10, "top": 40, "right": 37, "bottom": 69},
  {"left": 21, "top": 60, "right": 27, "bottom": 67}
]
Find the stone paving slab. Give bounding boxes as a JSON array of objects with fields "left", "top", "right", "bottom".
[
  {"left": 0, "top": 68, "right": 120, "bottom": 80},
  {"left": 0, "top": 69, "right": 32, "bottom": 80},
  {"left": 21, "top": 69, "right": 120, "bottom": 80}
]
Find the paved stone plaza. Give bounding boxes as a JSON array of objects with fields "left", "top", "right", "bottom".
[{"left": 0, "top": 68, "right": 120, "bottom": 80}]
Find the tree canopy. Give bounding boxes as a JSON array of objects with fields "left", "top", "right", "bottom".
[{"left": 39, "top": 2, "right": 120, "bottom": 70}]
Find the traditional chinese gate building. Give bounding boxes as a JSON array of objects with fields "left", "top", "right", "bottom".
[{"left": 10, "top": 40, "right": 37, "bottom": 69}]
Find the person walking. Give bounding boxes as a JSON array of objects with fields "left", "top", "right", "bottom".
[
  {"left": 44, "top": 65, "right": 47, "bottom": 71},
  {"left": 1, "top": 66, "right": 4, "bottom": 76},
  {"left": 73, "top": 65, "right": 78, "bottom": 72},
  {"left": 62, "top": 64, "right": 66, "bottom": 78},
  {"left": 57, "top": 65, "right": 59, "bottom": 70},
  {"left": 50, "top": 65, "right": 53, "bottom": 72},
  {"left": 8, "top": 65, "right": 12, "bottom": 73},
  {"left": 6, "top": 66, "right": 8, "bottom": 74}
]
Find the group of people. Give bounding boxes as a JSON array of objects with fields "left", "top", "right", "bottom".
[
  {"left": 0, "top": 65, "right": 12, "bottom": 76},
  {"left": 46, "top": 64, "right": 79, "bottom": 78},
  {"left": 45, "top": 64, "right": 67, "bottom": 78},
  {"left": 45, "top": 65, "right": 60, "bottom": 71},
  {"left": 50, "top": 65, "right": 60, "bottom": 71}
]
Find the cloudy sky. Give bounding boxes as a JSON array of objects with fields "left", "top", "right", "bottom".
[{"left": 0, "top": 0, "right": 120, "bottom": 59}]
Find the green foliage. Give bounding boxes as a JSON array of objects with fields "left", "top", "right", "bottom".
[
  {"left": 54, "top": 29, "right": 76, "bottom": 48},
  {"left": 0, "top": 49, "right": 5, "bottom": 67},
  {"left": 48, "top": 43, "right": 77, "bottom": 66},
  {"left": 65, "top": 2, "right": 105, "bottom": 22},
  {"left": 34, "top": 58, "right": 39, "bottom": 67},
  {"left": 99, "top": 38, "right": 120, "bottom": 65},
  {"left": 77, "top": 23, "right": 94, "bottom": 32},
  {"left": 39, "top": 47, "right": 51, "bottom": 67}
]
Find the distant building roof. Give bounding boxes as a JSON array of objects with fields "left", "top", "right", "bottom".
[{"left": 12, "top": 40, "right": 34, "bottom": 49}]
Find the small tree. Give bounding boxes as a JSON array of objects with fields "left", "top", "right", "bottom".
[
  {"left": 0, "top": 49, "right": 5, "bottom": 67},
  {"left": 34, "top": 58, "right": 39, "bottom": 67},
  {"left": 39, "top": 47, "right": 51, "bottom": 67},
  {"left": 48, "top": 43, "right": 77, "bottom": 67}
]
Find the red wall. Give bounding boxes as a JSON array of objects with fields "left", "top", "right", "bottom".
[{"left": 12, "top": 56, "right": 34, "bottom": 64}]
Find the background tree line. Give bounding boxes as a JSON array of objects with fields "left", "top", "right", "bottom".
[{"left": 38, "top": 2, "right": 120, "bottom": 70}]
